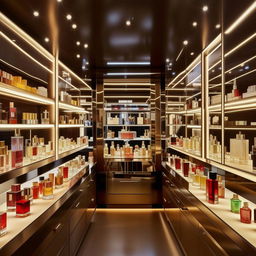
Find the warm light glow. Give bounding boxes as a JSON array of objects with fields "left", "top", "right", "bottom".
[
  {"left": 190, "top": 52, "right": 194, "bottom": 56},
  {"left": 59, "top": 124, "right": 84, "bottom": 128},
  {"left": 215, "top": 24, "right": 221, "bottom": 29},
  {"left": 57, "top": 0, "right": 62, "bottom": 2},
  {"left": 84, "top": 43, "right": 89, "bottom": 48},
  {"left": 183, "top": 40, "right": 188, "bottom": 46},
  {"left": 192, "top": 21, "right": 197, "bottom": 27},
  {"left": 106, "top": 72, "right": 158, "bottom": 76},
  {"left": 126, "top": 20, "right": 131, "bottom": 26},
  {"left": 104, "top": 82, "right": 154, "bottom": 86},
  {"left": 59, "top": 102, "right": 86, "bottom": 112},
  {"left": 166, "top": 58, "right": 170, "bottom": 63},
  {"left": 66, "top": 14, "right": 72, "bottom": 20},
  {"left": 76, "top": 41, "right": 80, "bottom": 46},
  {"left": 76, "top": 54, "right": 80, "bottom": 58},
  {"left": 33, "top": 11, "right": 39, "bottom": 17},
  {"left": 225, "top": 2, "right": 256, "bottom": 34},
  {"left": 202, "top": 5, "right": 208, "bottom": 12},
  {"left": 0, "top": 124, "right": 54, "bottom": 130},
  {"left": 44, "top": 37, "right": 49, "bottom": 42},
  {"left": 107, "top": 61, "right": 150, "bottom": 66},
  {"left": 72, "top": 24, "right": 77, "bottom": 29}
]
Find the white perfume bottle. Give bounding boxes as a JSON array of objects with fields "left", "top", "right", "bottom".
[{"left": 137, "top": 113, "right": 144, "bottom": 125}]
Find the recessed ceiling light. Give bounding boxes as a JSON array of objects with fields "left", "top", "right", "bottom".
[
  {"left": 66, "top": 14, "right": 72, "bottom": 20},
  {"left": 166, "top": 58, "right": 170, "bottom": 63},
  {"left": 215, "top": 24, "right": 221, "bottom": 29},
  {"left": 76, "top": 54, "right": 80, "bottom": 58},
  {"left": 33, "top": 11, "right": 39, "bottom": 17},
  {"left": 84, "top": 43, "right": 88, "bottom": 48},
  {"left": 190, "top": 52, "right": 194, "bottom": 56},
  {"left": 86, "top": 61, "right": 89, "bottom": 65},
  {"left": 72, "top": 24, "right": 77, "bottom": 29},
  {"left": 192, "top": 22, "right": 197, "bottom": 27},
  {"left": 202, "top": 5, "right": 208, "bottom": 12},
  {"left": 82, "top": 65, "right": 86, "bottom": 70},
  {"left": 107, "top": 61, "right": 150, "bottom": 66},
  {"left": 57, "top": 0, "right": 62, "bottom": 2},
  {"left": 44, "top": 37, "right": 49, "bottom": 43},
  {"left": 76, "top": 41, "right": 80, "bottom": 46},
  {"left": 169, "top": 62, "right": 172, "bottom": 66},
  {"left": 126, "top": 20, "right": 131, "bottom": 26},
  {"left": 183, "top": 40, "right": 188, "bottom": 46}
]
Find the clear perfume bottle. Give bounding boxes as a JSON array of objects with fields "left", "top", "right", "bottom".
[{"left": 11, "top": 129, "right": 23, "bottom": 168}]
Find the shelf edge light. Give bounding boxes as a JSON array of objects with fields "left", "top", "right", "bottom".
[
  {"left": 106, "top": 62, "right": 151, "bottom": 66},
  {"left": 106, "top": 72, "right": 158, "bottom": 76},
  {"left": 225, "top": 2, "right": 256, "bottom": 34}
]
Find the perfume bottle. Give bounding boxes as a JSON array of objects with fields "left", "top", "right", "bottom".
[
  {"left": 230, "top": 194, "right": 241, "bottom": 213},
  {"left": 182, "top": 161, "right": 190, "bottom": 177},
  {"left": 55, "top": 170, "right": 64, "bottom": 188},
  {"left": 43, "top": 181, "right": 54, "bottom": 199},
  {"left": 48, "top": 173, "right": 55, "bottom": 187},
  {"left": 16, "top": 199, "right": 30, "bottom": 217},
  {"left": 88, "top": 151, "right": 94, "bottom": 164},
  {"left": 6, "top": 184, "right": 22, "bottom": 211},
  {"left": 206, "top": 172, "right": 218, "bottom": 204},
  {"left": 232, "top": 79, "right": 240, "bottom": 97},
  {"left": 192, "top": 169, "right": 200, "bottom": 187},
  {"left": 110, "top": 142, "right": 115, "bottom": 156},
  {"left": 32, "top": 182, "right": 40, "bottom": 199},
  {"left": 9, "top": 102, "right": 17, "bottom": 124},
  {"left": 137, "top": 113, "right": 143, "bottom": 125},
  {"left": 251, "top": 138, "right": 256, "bottom": 170},
  {"left": 217, "top": 175, "right": 225, "bottom": 198},
  {"left": 199, "top": 171, "right": 207, "bottom": 190},
  {"left": 240, "top": 202, "right": 251, "bottom": 224},
  {"left": 41, "top": 110, "right": 50, "bottom": 124},
  {"left": 11, "top": 130, "right": 24, "bottom": 168},
  {"left": 0, "top": 103, "right": 8, "bottom": 124},
  {"left": 62, "top": 166, "right": 69, "bottom": 181},
  {"left": 22, "top": 187, "right": 33, "bottom": 204},
  {"left": 0, "top": 212, "right": 7, "bottom": 236},
  {"left": 175, "top": 157, "right": 181, "bottom": 170},
  {"left": 39, "top": 176, "right": 45, "bottom": 196},
  {"left": 0, "top": 144, "right": 6, "bottom": 171}
]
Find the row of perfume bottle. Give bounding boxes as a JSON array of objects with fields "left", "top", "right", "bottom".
[
  {"left": 210, "top": 115, "right": 256, "bottom": 127},
  {"left": 0, "top": 131, "right": 53, "bottom": 171},
  {"left": 169, "top": 135, "right": 201, "bottom": 155},
  {"left": 106, "top": 129, "right": 150, "bottom": 140},
  {"left": 59, "top": 90, "right": 79, "bottom": 106},
  {"left": 168, "top": 155, "right": 256, "bottom": 224},
  {"left": 0, "top": 69, "right": 48, "bottom": 97},
  {"left": 107, "top": 113, "right": 150, "bottom": 125},
  {"left": 0, "top": 155, "right": 87, "bottom": 236},
  {"left": 185, "top": 98, "right": 202, "bottom": 110},
  {"left": 104, "top": 141, "right": 151, "bottom": 158},
  {"left": 210, "top": 80, "right": 256, "bottom": 105},
  {"left": 208, "top": 132, "right": 256, "bottom": 171},
  {"left": 0, "top": 102, "right": 50, "bottom": 124},
  {"left": 59, "top": 114, "right": 86, "bottom": 125},
  {"left": 58, "top": 136, "right": 88, "bottom": 153}
]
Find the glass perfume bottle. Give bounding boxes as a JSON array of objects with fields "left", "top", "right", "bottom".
[
  {"left": 230, "top": 194, "right": 241, "bottom": 213},
  {"left": 9, "top": 102, "right": 17, "bottom": 124},
  {"left": 251, "top": 138, "right": 256, "bottom": 170},
  {"left": 192, "top": 169, "right": 200, "bottom": 187},
  {"left": 39, "top": 176, "right": 45, "bottom": 196},
  {"left": 240, "top": 202, "right": 251, "bottom": 224},
  {"left": 11, "top": 130, "right": 23, "bottom": 168},
  {"left": 16, "top": 199, "right": 30, "bottom": 217},
  {"left": 6, "top": 184, "right": 22, "bottom": 211},
  {"left": 0, "top": 212, "right": 7, "bottom": 236},
  {"left": 199, "top": 172, "right": 207, "bottom": 190},
  {"left": 0, "top": 103, "right": 8, "bottom": 124},
  {"left": 22, "top": 187, "right": 33, "bottom": 204},
  {"left": 62, "top": 166, "right": 69, "bottom": 181},
  {"left": 43, "top": 181, "right": 54, "bottom": 199},
  {"left": 206, "top": 172, "right": 218, "bottom": 204},
  {"left": 182, "top": 161, "right": 190, "bottom": 177},
  {"left": 32, "top": 182, "right": 40, "bottom": 199},
  {"left": 0, "top": 145, "right": 6, "bottom": 171},
  {"left": 217, "top": 175, "right": 225, "bottom": 198},
  {"left": 48, "top": 173, "right": 55, "bottom": 187},
  {"left": 41, "top": 110, "right": 50, "bottom": 124},
  {"left": 55, "top": 170, "right": 64, "bottom": 189},
  {"left": 175, "top": 157, "right": 181, "bottom": 170}
]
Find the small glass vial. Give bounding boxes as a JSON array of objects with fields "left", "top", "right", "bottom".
[
  {"left": 43, "top": 181, "right": 54, "bottom": 200},
  {"left": 16, "top": 199, "right": 30, "bottom": 217},
  {"left": 240, "top": 202, "right": 251, "bottom": 224},
  {"left": 217, "top": 175, "right": 225, "bottom": 198},
  {"left": 0, "top": 212, "right": 7, "bottom": 236},
  {"left": 32, "top": 182, "right": 40, "bottom": 199},
  {"left": 55, "top": 171, "right": 64, "bottom": 189},
  {"left": 62, "top": 166, "right": 69, "bottom": 181},
  {"left": 230, "top": 194, "right": 241, "bottom": 213},
  {"left": 39, "top": 177, "right": 45, "bottom": 196},
  {"left": 199, "top": 173, "right": 207, "bottom": 190},
  {"left": 6, "top": 184, "right": 22, "bottom": 211}
]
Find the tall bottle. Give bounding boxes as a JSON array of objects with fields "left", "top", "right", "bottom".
[
  {"left": 206, "top": 172, "right": 218, "bottom": 204},
  {"left": 104, "top": 143, "right": 109, "bottom": 156},
  {"left": 110, "top": 142, "right": 115, "bottom": 156},
  {"left": 11, "top": 129, "right": 23, "bottom": 168},
  {"left": 9, "top": 102, "right": 17, "bottom": 124},
  {"left": 251, "top": 138, "right": 256, "bottom": 170}
]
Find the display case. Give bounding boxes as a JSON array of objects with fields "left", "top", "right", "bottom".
[{"left": 166, "top": 56, "right": 203, "bottom": 159}]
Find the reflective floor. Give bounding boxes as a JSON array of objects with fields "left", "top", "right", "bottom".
[{"left": 77, "top": 209, "right": 184, "bottom": 256}]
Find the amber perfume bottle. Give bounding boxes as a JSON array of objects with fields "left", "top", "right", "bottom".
[
  {"left": 32, "top": 182, "right": 40, "bottom": 199},
  {"left": 0, "top": 212, "right": 7, "bottom": 236},
  {"left": 11, "top": 130, "right": 23, "bottom": 168},
  {"left": 206, "top": 172, "right": 218, "bottom": 204},
  {"left": 16, "top": 199, "right": 30, "bottom": 217},
  {"left": 48, "top": 173, "right": 55, "bottom": 187},
  {"left": 43, "top": 181, "right": 54, "bottom": 199},
  {"left": 0, "top": 103, "right": 8, "bottom": 124},
  {"left": 240, "top": 202, "right": 251, "bottom": 224},
  {"left": 6, "top": 184, "right": 22, "bottom": 210},
  {"left": 9, "top": 102, "right": 17, "bottom": 124},
  {"left": 217, "top": 175, "right": 225, "bottom": 198},
  {"left": 39, "top": 176, "right": 45, "bottom": 196},
  {"left": 55, "top": 170, "right": 64, "bottom": 189}
]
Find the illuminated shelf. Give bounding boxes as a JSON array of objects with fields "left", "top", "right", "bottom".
[
  {"left": 104, "top": 137, "right": 151, "bottom": 141},
  {"left": 209, "top": 125, "right": 221, "bottom": 130},
  {"left": 0, "top": 124, "right": 54, "bottom": 130},
  {"left": 187, "top": 125, "right": 201, "bottom": 129},
  {"left": 167, "top": 124, "right": 185, "bottom": 126},
  {"left": 104, "top": 156, "right": 152, "bottom": 161},
  {"left": 84, "top": 125, "right": 92, "bottom": 128},
  {"left": 168, "top": 145, "right": 204, "bottom": 162},
  {"left": 105, "top": 124, "right": 151, "bottom": 127},
  {"left": 59, "top": 124, "right": 84, "bottom": 128},
  {"left": 209, "top": 125, "right": 256, "bottom": 130},
  {"left": 59, "top": 102, "right": 89, "bottom": 113},
  {"left": 58, "top": 145, "right": 91, "bottom": 159},
  {"left": 166, "top": 107, "right": 201, "bottom": 115},
  {"left": 105, "top": 109, "right": 150, "bottom": 113},
  {"left": 0, "top": 82, "right": 54, "bottom": 105}
]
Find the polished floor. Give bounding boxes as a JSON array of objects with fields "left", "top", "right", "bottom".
[{"left": 77, "top": 209, "right": 184, "bottom": 256}]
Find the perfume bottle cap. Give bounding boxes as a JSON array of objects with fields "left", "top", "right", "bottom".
[
  {"left": 33, "top": 182, "right": 39, "bottom": 187},
  {"left": 9, "top": 102, "right": 14, "bottom": 108},
  {"left": 233, "top": 194, "right": 239, "bottom": 200},
  {"left": 243, "top": 202, "right": 249, "bottom": 208},
  {"left": 209, "top": 172, "right": 217, "bottom": 180},
  {"left": 11, "top": 184, "right": 21, "bottom": 192},
  {"left": 39, "top": 176, "right": 44, "bottom": 181},
  {"left": 23, "top": 187, "right": 32, "bottom": 196}
]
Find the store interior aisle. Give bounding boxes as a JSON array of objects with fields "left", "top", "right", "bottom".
[{"left": 77, "top": 209, "right": 184, "bottom": 256}]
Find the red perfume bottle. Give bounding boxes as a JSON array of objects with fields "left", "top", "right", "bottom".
[
  {"left": 175, "top": 158, "right": 181, "bottom": 170},
  {"left": 0, "top": 212, "right": 7, "bottom": 236},
  {"left": 62, "top": 166, "right": 69, "bottom": 181},
  {"left": 39, "top": 176, "right": 45, "bottom": 196},
  {"left": 32, "top": 182, "right": 39, "bottom": 199},
  {"left": 9, "top": 102, "right": 17, "bottom": 124},
  {"left": 11, "top": 130, "right": 23, "bottom": 168},
  {"left": 6, "top": 184, "right": 22, "bottom": 211},
  {"left": 16, "top": 199, "right": 30, "bottom": 217},
  {"left": 206, "top": 172, "right": 219, "bottom": 204},
  {"left": 240, "top": 202, "right": 251, "bottom": 224},
  {"left": 183, "top": 161, "right": 190, "bottom": 177}
]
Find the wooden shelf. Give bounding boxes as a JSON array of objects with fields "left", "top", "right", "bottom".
[
  {"left": 59, "top": 124, "right": 84, "bottom": 128},
  {"left": 0, "top": 124, "right": 54, "bottom": 130},
  {"left": 59, "top": 102, "right": 88, "bottom": 112}
]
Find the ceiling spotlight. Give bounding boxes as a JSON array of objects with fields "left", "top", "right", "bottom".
[
  {"left": 190, "top": 52, "right": 194, "bottom": 56},
  {"left": 166, "top": 58, "right": 170, "bottom": 63},
  {"left": 183, "top": 40, "right": 188, "bottom": 46},
  {"left": 202, "top": 5, "right": 208, "bottom": 12},
  {"left": 33, "top": 11, "right": 39, "bottom": 17},
  {"left": 169, "top": 62, "right": 173, "bottom": 66},
  {"left": 82, "top": 65, "right": 86, "bottom": 70},
  {"left": 44, "top": 37, "right": 49, "bottom": 43},
  {"left": 215, "top": 24, "right": 221, "bottom": 29},
  {"left": 66, "top": 14, "right": 72, "bottom": 20},
  {"left": 57, "top": 0, "right": 62, "bottom": 2},
  {"left": 172, "top": 72, "right": 176, "bottom": 76},
  {"left": 76, "top": 41, "right": 80, "bottom": 46},
  {"left": 84, "top": 43, "right": 88, "bottom": 48},
  {"left": 192, "top": 22, "right": 197, "bottom": 27},
  {"left": 76, "top": 54, "right": 80, "bottom": 58},
  {"left": 126, "top": 20, "right": 131, "bottom": 26},
  {"left": 72, "top": 24, "right": 77, "bottom": 29}
]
